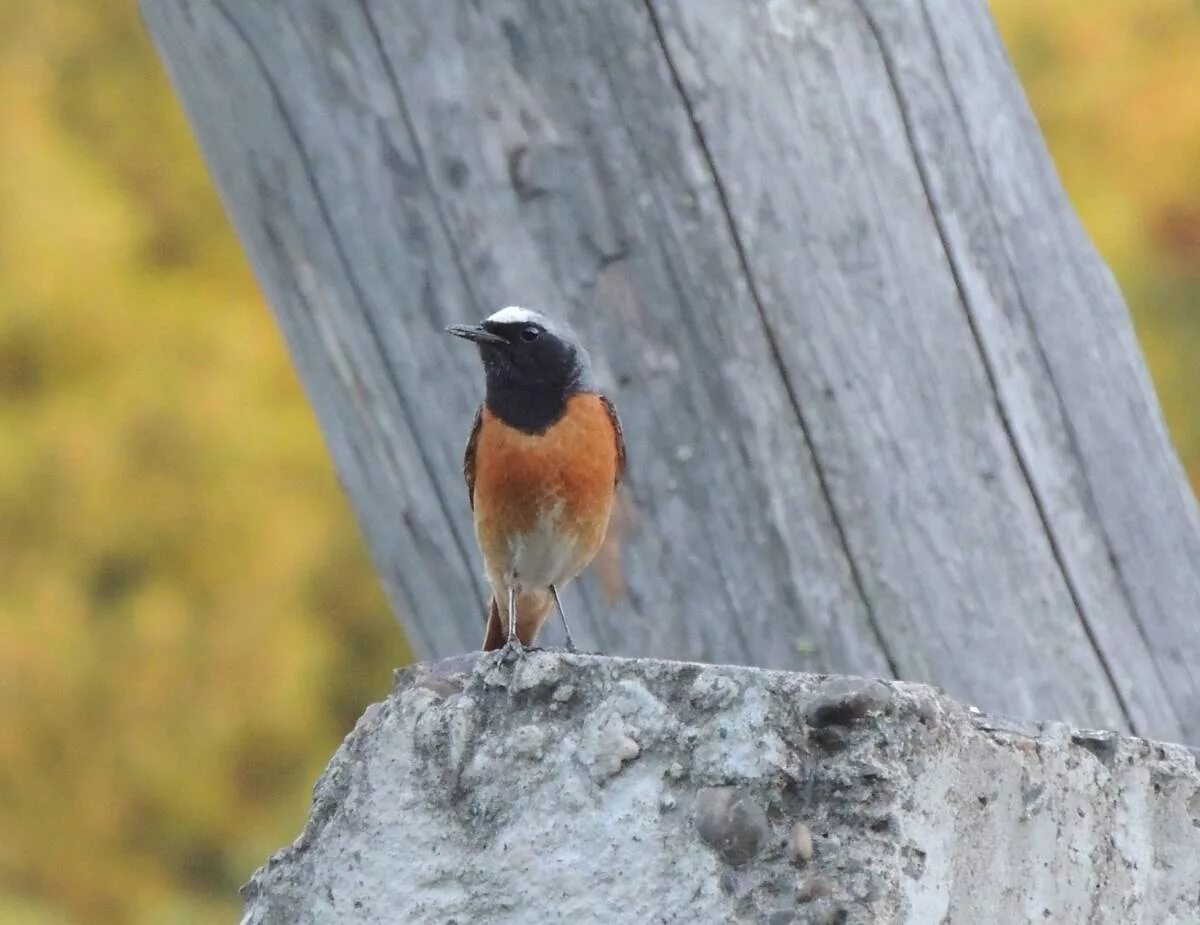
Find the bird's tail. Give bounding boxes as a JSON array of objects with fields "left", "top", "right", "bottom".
[{"left": 481, "top": 589, "right": 554, "bottom": 650}]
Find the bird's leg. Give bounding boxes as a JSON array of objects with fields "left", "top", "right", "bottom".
[
  {"left": 495, "top": 583, "right": 526, "bottom": 665},
  {"left": 550, "top": 584, "right": 577, "bottom": 653}
]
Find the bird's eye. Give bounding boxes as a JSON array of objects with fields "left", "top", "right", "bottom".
[{"left": 520, "top": 325, "right": 541, "bottom": 343}]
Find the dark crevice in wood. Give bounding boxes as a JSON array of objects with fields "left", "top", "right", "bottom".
[
  {"left": 259, "top": 203, "right": 438, "bottom": 655},
  {"left": 738, "top": 19, "right": 894, "bottom": 675},
  {"left": 853, "top": 0, "right": 1135, "bottom": 732},
  {"left": 355, "top": 1, "right": 482, "bottom": 318},
  {"left": 356, "top": 0, "right": 497, "bottom": 611},
  {"left": 588, "top": 33, "right": 788, "bottom": 663},
  {"left": 209, "top": 0, "right": 484, "bottom": 620},
  {"left": 641, "top": 0, "right": 901, "bottom": 680},
  {"left": 917, "top": 0, "right": 1180, "bottom": 734}
]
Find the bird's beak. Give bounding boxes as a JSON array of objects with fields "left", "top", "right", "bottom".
[{"left": 445, "top": 323, "right": 507, "bottom": 346}]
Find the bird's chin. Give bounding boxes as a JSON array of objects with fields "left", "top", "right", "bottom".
[{"left": 481, "top": 349, "right": 516, "bottom": 376}]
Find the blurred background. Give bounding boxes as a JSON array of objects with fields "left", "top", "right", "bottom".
[{"left": 0, "top": 0, "right": 1196, "bottom": 921}]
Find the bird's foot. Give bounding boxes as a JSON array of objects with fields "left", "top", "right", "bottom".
[{"left": 492, "top": 638, "right": 528, "bottom": 666}]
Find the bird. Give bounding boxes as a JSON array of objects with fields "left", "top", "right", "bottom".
[{"left": 446, "top": 306, "right": 626, "bottom": 659}]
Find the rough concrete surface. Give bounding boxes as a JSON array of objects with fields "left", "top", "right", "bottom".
[{"left": 241, "top": 654, "right": 1200, "bottom": 924}]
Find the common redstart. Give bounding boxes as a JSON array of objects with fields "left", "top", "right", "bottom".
[{"left": 447, "top": 306, "right": 626, "bottom": 658}]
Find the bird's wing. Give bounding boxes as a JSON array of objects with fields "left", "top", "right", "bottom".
[
  {"left": 463, "top": 404, "right": 483, "bottom": 511},
  {"left": 600, "top": 395, "right": 627, "bottom": 486}
]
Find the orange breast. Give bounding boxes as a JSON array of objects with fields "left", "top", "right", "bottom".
[{"left": 473, "top": 393, "right": 619, "bottom": 582}]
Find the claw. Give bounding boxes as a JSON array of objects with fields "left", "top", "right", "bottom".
[{"left": 493, "top": 638, "right": 527, "bottom": 666}]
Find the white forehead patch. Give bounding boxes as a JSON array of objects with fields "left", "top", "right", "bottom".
[{"left": 487, "top": 305, "right": 540, "bottom": 325}]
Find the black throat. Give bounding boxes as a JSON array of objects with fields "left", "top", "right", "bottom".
[
  {"left": 475, "top": 322, "right": 584, "bottom": 434},
  {"left": 485, "top": 378, "right": 574, "bottom": 434}
]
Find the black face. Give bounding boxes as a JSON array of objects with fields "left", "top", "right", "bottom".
[{"left": 446, "top": 318, "right": 583, "bottom": 433}]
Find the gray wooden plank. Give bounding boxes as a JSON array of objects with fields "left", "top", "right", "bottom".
[
  {"left": 648, "top": 0, "right": 1141, "bottom": 732},
  {"left": 851, "top": 0, "right": 1187, "bottom": 739},
  {"left": 359, "top": 0, "right": 896, "bottom": 671},
  {"left": 140, "top": 0, "right": 488, "bottom": 656},
  {"left": 923, "top": 0, "right": 1200, "bottom": 739},
  {"left": 142, "top": 0, "right": 894, "bottom": 677},
  {"left": 140, "top": 0, "right": 1200, "bottom": 742}
]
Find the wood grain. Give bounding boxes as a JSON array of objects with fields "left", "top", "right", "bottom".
[{"left": 142, "top": 0, "right": 1200, "bottom": 743}]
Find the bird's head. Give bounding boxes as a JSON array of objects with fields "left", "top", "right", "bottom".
[{"left": 447, "top": 306, "right": 594, "bottom": 431}]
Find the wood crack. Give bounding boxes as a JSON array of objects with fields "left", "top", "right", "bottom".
[
  {"left": 356, "top": 0, "right": 483, "bottom": 318},
  {"left": 917, "top": 0, "right": 1180, "bottom": 734},
  {"left": 210, "top": 0, "right": 484, "bottom": 620},
  {"left": 853, "top": 0, "right": 1134, "bottom": 731},
  {"left": 641, "top": 0, "right": 900, "bottom": 679}
]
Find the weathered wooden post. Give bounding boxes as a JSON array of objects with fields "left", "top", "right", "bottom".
[{"left": 142, "top": 0, "right": 1200, "bottom": 744}]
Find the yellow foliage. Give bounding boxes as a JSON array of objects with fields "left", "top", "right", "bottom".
[
  {"left": 0, "top": 1, "right": 407, "bottom": 922},
  {"left": 0, "top": 1, "right": 1196, "bottom": 923},
  {"left": 993, "top": 0, "right": 1200, "bottom": 491}
]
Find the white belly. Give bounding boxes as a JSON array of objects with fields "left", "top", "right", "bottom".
[{"left": 504, "top": 503, "right": 588, "bottom": 589}]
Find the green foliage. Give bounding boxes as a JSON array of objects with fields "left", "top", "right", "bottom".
[{"left": 0, "top": 1, "right": 1195, "bottom": 922}]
